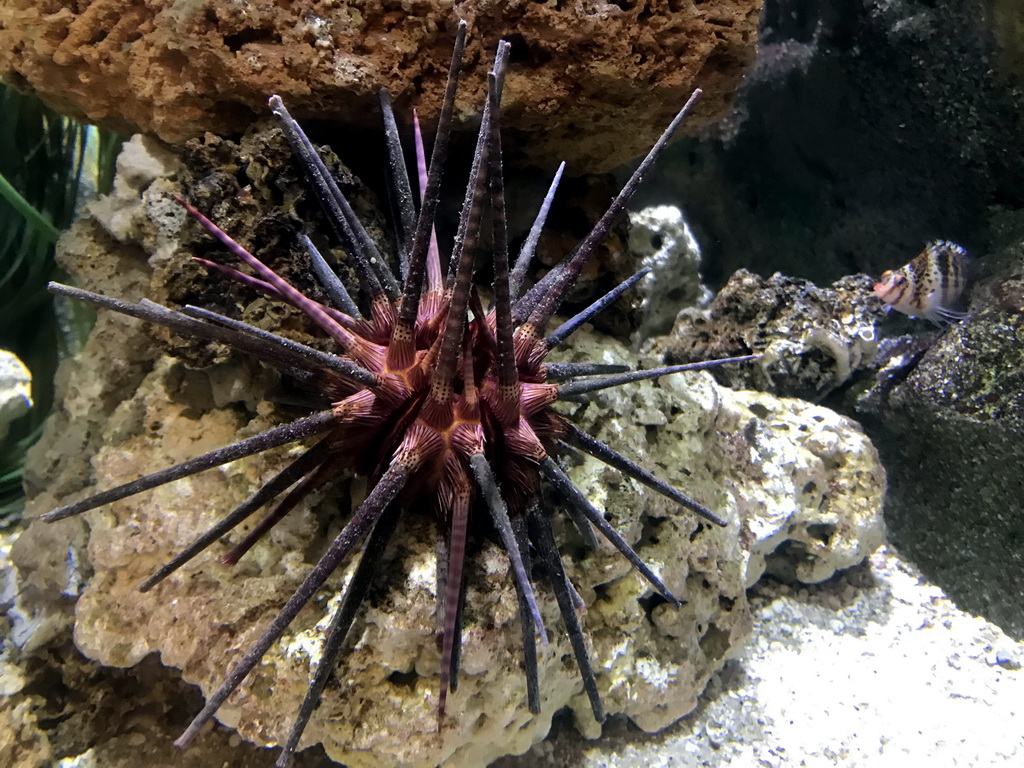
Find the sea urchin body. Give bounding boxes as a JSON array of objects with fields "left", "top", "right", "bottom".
[{"left": 44, "top": 23, "right": 757, "bottom": 767}]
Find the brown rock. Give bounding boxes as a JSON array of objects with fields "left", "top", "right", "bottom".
[{"left": 0, "top": 0, "right": 759, "bottom": 171}]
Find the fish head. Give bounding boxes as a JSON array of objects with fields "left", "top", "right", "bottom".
[{"left": 873, "top": 269, "right": 909, "bottom": 303}]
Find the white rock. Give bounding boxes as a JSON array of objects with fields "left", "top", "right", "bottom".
[
  {"left": 627, "top": 205, "right": 711, "bottom": 339},
  {"left": 0, "top": 351, "right": 32, "bottom": 444}
]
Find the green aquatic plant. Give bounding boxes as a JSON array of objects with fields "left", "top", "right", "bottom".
[{"left": 0, "top": 84, "right": 122, "bottom": 522}]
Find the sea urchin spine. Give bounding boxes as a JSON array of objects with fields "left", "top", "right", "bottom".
[{"left": 43, "top": 22, "right": 758, "bottom": 767}]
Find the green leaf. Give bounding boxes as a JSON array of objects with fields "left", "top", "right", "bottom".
[
  {"left": 0, "top": 84, "right": 124, "bottom": 525},
  {"left": 0, "top": 171, "right": 61, "bottom": 243}
]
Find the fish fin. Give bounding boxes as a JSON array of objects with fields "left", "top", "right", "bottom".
[{"left": 924, "top": 305, "right": 971, "bottom": 326}]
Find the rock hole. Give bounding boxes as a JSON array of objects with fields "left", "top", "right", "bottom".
[
  {"left": 748, "top": 402, "right": 771, "bottom": 419},
  {"left": 592, "top": 582, "right": 613, "bottom": 603},
  {"left": 503, "top": 33, "right": 552, "bottom": 67},
  {"left": 806, "top": 522, "right": 836, "bottom": 545},
  {"left": 388, "top": 669, "right": 419, "bottom": 689},
  {"left": 638, "top": 592, "right": 671, "bottom": 622},
  {"left": 224, "top": 27, "right": 283, "bottom": 53},
  {"left": 699, "top": 622, "right": 731, "bottom": 661}
]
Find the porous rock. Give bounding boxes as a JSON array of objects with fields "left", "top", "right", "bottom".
[
  {"left": 0, "top": 526, "right": 53, "bottom": 768},
  {"left": 0, "top": 351, "right": 32, "bottom": 444},
  {"left": 658, "top": 268, "right": 884, "bottom": 401},
  {"left": 0, "top": 696, "right": 52, "bottom": 768},
  {"left": 9, "top": 135, "right": 885, "bottom": 766},
  {"left": 627, "top": 205, "right": 711, "bottom": 340},
  {"left": 0, "top": 0, "right": 759, "bottom": 172}
]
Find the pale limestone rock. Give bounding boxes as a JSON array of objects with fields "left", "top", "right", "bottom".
[
  {"left": 1, "top": 529, "right": 53, "bottom": 768},
  {"left": 0, "top": 351, "right": 32, "bottom": 444},
  {"left": 10, "top": 123, "right": 887, "bottom": 768},
  {"left": 51, "top": 327, "right": 884, "bottom": 767},
  {"left": 627, "top": 205, "right": 711, "bottom": 339},
  {"left": 727, "top": 391, "right": 887, "bottom": 586},
  {"left": 88, "top": 135, "right": 181, "bottom": 246},
  {"left": 0, "top": 694, "right": 52, "bottom": 768}
]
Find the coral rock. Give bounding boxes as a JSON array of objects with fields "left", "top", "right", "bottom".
[
  {"left": 0, "top": 351, "right": 32, "bottom": 447},
  {"left": 11, "top": 132, "right": 886, "bottom": 766},
  {"left": 628, "top": 205, "right": 711, "bottom": 339},
  {"left": 660, "top": 269, "right": 884, "bottom": 401},
  {"left": 0, "top": 0, "right": 759, "bottom": 172}
]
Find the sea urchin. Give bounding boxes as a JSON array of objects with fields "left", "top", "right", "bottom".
[{"left": 43, "top": 23, "right": 757, "bottom": 767}]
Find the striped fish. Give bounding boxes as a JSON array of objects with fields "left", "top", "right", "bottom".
[{"left": 873, "top": 240, "right": 969, "bottom": 324}]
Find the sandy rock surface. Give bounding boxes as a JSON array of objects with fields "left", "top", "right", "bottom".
[{"left": 495, "top": 547, "right": 1024, "bottom": 767}]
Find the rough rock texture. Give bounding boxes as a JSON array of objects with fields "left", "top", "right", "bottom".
[
  {"left": 0, "top": 527, "right": 53, "bottom": 768},
  {"left": 854, "top": 208, "right": 1024, "bottom": 640},
  {"left": 0, "top": 695, "right": 51, "bottom": 768},
  {"left": 657, "top": 269, "right": 885, "bottom": 401},
  {"left": 493, "top": 547, "right": 1024, "bottom": 767},
  {"left": 0, "top": 350, "right": 32, "bottom": 444},
  {"left": 645, "top": 207, "right": 1024, "bottom": 642},
  {"left": 0, "top": 0, "right": 760, "bottom": 172},
  {"left": 627, "top": 205, "right": 711, "bottom": 341},
  {"left": 7, "top": 135, "right": 885, "bottom": 766},
  {"left": 0, "top": 623, "right": 323, "bottom": 768},
  {"left": 631, "top": 0, "right": 1024, "bottom": 287}
]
